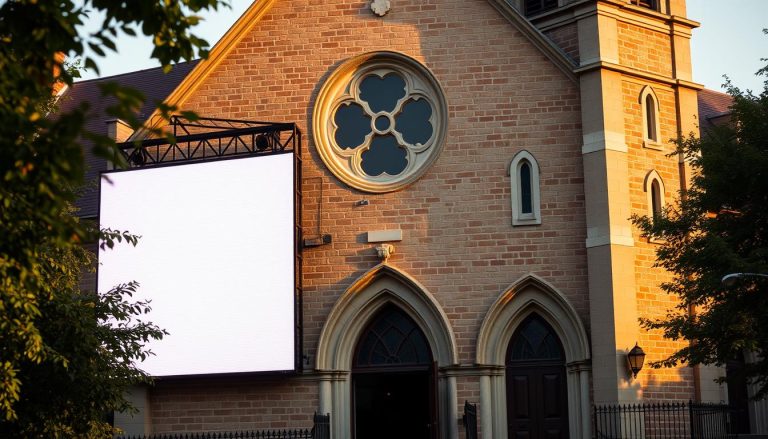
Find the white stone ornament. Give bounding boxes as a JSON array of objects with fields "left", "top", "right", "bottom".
[
  {"left": 371, "top": 0, "right": 391, "bottom": 16},
  {"left": 375, "top": 244, "right": 395, "bottom": 262}
]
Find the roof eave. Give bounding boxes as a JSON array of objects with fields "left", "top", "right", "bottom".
[
  {"left": 132, "top": 0, "right": 278, "bottom": 140},
  {"left": 485, "top": 0, "right": 578, "bottom": 83},
  {"left": 134, "top": 0, "right": 578, "bottom": 141}
]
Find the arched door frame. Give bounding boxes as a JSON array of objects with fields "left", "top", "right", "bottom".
[
  {"left": 316, "top": 263, "right": 459, "bottom": 439},
  {"left": 476, "top": 274, "right": 591, "bottom": 439}
]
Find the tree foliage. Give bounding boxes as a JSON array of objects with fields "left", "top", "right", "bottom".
[
  {"left": 0, "top": 220, "right": 166, "bottom": 438},
  {"left": 0, "top": 0, "right": 222, "bottom": 434},
  {"left": 634, "top": 56, "right": 768, "bottom": 399}
]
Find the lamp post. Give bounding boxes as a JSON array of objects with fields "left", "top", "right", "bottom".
[{"left": 721, "top": 272, "right": 768, "bottom": 287}]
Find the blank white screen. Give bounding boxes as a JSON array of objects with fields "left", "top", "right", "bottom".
[{"left": 98, "top": 153, "right": 295, "bottom": 376}]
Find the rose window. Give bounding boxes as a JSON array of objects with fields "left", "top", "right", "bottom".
[{"left": 313, "top": 52, "right": 448, "bottom": 193}]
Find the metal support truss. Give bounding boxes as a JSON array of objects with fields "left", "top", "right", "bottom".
[{"left": 117, "top": 116, "right": 300, "bottom": 168}]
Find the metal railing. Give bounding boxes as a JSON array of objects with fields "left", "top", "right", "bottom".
[
  {"left": 117, "top": 413, "right": 330, "bottom": 439},
  {"left": 118, "top": 116, "right": 300, "bottom": 168},
  {"left": 463, "top": 400, "right": 478, "bottom": 439},
  {"left": 594, "top": 401, "right": 736, "bottom": 439}
]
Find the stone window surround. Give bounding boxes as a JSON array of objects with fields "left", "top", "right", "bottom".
[
  {"left": 640, "top": 85, "right": 663, "bottom": 150},
  {"left": 509, "top": 150, "right": 542, "bottom": 226},
  {"left": 312, "top": 51, "right": 448, "bottom": 193},
  {"left": 644, "top": 169, "right": 665, "bottom": 219}
]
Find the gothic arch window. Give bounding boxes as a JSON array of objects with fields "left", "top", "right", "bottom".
[
  {"left": 509, "top": 150, "right": 542, "bottom": 226},
  {"left": 507, "top": 314, "right": 564, "bottom": 363},
  {"left": 313, "top": 51, "right": 448, "bottom": 193},
  {"left": 640, "top": 86, "right": 662, "bottom": 149},
  {"left": 354, "top": 304, "right": 432, "bottom": 369},
  {"left": 644, "top": 170, "right": 666, "bottom": 220}
]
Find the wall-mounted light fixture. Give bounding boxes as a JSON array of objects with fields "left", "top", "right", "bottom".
[
  {"left": 721, "top": 272, "right": 768, "bottom": 287},
  {"left": 627, "top": 343, "right": 646, "bottom": 378},
  {"left": 370, "top": 0, "right": 391, "bottom": 16}
]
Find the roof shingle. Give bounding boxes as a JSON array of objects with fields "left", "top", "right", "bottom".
[{"left": 697, "top": 88, "right": 733, "bottom": 132}]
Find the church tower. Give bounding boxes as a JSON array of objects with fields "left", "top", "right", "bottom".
[{"left": 523, "top": 0, "right": 702, "bottom": 405}]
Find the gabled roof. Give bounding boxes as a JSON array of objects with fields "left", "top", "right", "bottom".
[
  {"left": 697, "top": 88, "right": 733, "bottom": 132},
  {"left": 61, "top": 60, "right": 199, "bottom": 217},
  {"left": 136, "top": 0, "right": 577, "bottom": 137}
]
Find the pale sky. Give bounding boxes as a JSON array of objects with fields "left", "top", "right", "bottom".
[{"left": 77, "top": 1, "right": 767, "bottom": 93}]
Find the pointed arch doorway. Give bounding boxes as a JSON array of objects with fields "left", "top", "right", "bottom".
[
  {"left": 316, "top": 264, "right": 459, "bottom": 439},
  {"left": 352, "top": 304, "right": 438, "bottom": 439},
  {"left": 506, "top": 314, "right": 569, "bottom": 439}
]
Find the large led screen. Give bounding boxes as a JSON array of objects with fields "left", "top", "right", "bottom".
[{"left": 98, "top": 153, "right": 296, "bottom": 376}]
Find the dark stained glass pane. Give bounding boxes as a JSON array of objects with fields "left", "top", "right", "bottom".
[
  {"left": 334, "top": 102, "right": 371, "bottom": 149},
  {"left": 645, "top": 94, "right": 656, "bottom": 140},
  {"left": 651, "top": 180, "right": 661, "bottom": 218},
  {"left": 520, "top": 162, "right": 532, "bottom": 214},
  {"left": 361, "top": 135, "right": 407, "bottom": 176},
  {"left": 374, "top": 115, "right": 390, "bottom": 131},
  {"left": 395, "top": 98, "right": 433, "bottom": 146},
  {"left": 507, "top": 315, "right": 564, "bottom": 362},
  {"left": 354, "top": 304, "right": 432, "bottom": 368},
  {"left": 359, "top": 73, "right": 406, "bottom": 113}
]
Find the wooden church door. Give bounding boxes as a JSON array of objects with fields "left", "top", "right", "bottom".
[{"left": 506, "top": 314, "right": 569, "bottom": 439}]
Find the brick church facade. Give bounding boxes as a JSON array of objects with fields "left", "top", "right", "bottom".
[{"left": 61, "top": 0, "right": 768, "bottom": 437}]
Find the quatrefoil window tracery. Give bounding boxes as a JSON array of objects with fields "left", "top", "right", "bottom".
[
  {"left": 333, "top": 71, "right": 435, "bottom": 177},
  {"left": 313, "top": 52, "right": 448, "bottom": 193}
]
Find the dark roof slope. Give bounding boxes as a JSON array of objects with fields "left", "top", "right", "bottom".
[
  {"left": 58, "top": 60, "right": 199, "bottom": 217},
  {"left": 698, "top": 88, "right": 733, "bottom": 133}
]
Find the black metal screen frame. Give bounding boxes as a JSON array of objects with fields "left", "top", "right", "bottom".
[
  {"left": 98, "top": 116, "right": 304, "bottom": 378},
  {"left": 117, "top": 116, "right": 299, "bottom": 168}
]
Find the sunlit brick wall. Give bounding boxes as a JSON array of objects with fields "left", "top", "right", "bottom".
[{"left": 154, "top": 0, "right": 588, "bottom": 433}]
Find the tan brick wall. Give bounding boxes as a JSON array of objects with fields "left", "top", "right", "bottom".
[
  {"left": 150, "top": 0, "right": 588, "bottom": 432},
  {"left": 182, "top": 0, "right": 588, "bottom": 360},
  {"left": 136, "top": 0, "right": 705, "bottom": 433},
  {"left": 623, "top": 78, "right": 695, "bottom": 401},
  {"left": 150, "top": 378, "right": 318, "bottom": 433},
  {"left": 617, "top": 21, "right": 673, "bottom": 77},
  {"left": 544, "top": 23, "right": 580, "bottom": 64},
  {"left": 456, "top": 375, "right": 481, "bottom": 439}
]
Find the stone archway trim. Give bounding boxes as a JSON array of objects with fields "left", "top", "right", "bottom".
[
  {"left": 316, "top": 263, "right": 458, "bottom": 371},
  {"left": 475, "top": 273, "right": 591, "bottom": 439},
  {"left": 476, "top": 273, "right": 590, "bottom": 365},
  {"left": 314, "top": 263, "right": 459, "bottom": 439}
]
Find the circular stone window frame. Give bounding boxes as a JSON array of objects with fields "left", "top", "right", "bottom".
[{"left": 313, "top": 51, "right": 448, "bottom": 193}]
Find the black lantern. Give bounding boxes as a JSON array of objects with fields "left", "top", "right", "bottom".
[{"left": 627, "top": 343, "right": 646, "bottom": 378}]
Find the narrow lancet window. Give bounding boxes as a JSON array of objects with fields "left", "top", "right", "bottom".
[
  {"left": 645, "top": 94, "right": 656, "bottom": 141},
  {"left": 509, "top": 151, "right": 541, "bottom": 226},
  {"left": 651, "top": 179, "right": 662, "bottom": 219},
  {"left": 640, "top": 86, "right": 661, "bottom": 148},
  {"left": 644, "top": 170, "right": 665, "bottom": 225}
]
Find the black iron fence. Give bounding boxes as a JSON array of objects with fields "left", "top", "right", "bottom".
[
  {"left": 117, "top": 413, "right": 330, "bottom": 439},
  {"left": 594, "top": 401, "right": 737, "bottom": 439},
  {"left": 463, "top": 400, "right": 478, "bottom": 439}
]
